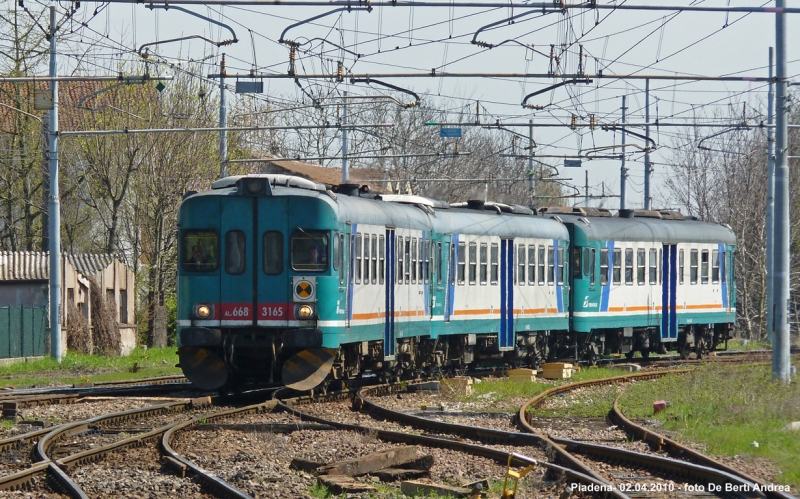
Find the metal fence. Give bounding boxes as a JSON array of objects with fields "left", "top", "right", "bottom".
[{"left": 0, "top": 306, "right": 47, "bottom": 359}]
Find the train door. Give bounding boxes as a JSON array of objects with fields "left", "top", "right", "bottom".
[
  {"left": 660, "top": 244, "right": 678, "bottom": 341},
  {"left": 445, "top": 235, "right": 457, "bottom": 323},
  {"left": 220, "top": 196, "right": 255, "bottom": 326},
  {"left": 384, "top": 228, "right": 396, "bottom": 359},
  {"left": 255, "top": 195, "right": 290, "bottom": 327},
  {"left": 430, "top": 237, "right": 446, "bottom": 321},
  {"left": 499, "top": 239, "right": 515, "bottom": 350},
  {"left": 721, "top": 244, "right": 731, "bottom": 313},
  {"left": 345, "top": 225, "right": 353, "bottom": 330}
]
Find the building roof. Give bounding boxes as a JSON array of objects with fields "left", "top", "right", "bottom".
[
  {"left": 0, "top": 252, "right": 50, "bottom": 280},
  {"left": 0, "top": 252, "right": 117, "bottom": 281},
  {"left": 258, "top": 158, "right": 386, "bottom": 191},
  {"left": 67, "top": 253, "right": 115, "bottom": 276}
]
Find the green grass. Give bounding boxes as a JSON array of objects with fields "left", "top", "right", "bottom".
[
  {"left": 0, "top": 347, "right": 181, "bottom": 388},
  {"left": 618, "top": 361, "right": 800, "bottom": 488},
  {"left": 725, "top": 339, "right": 773, "bottom": 351}
]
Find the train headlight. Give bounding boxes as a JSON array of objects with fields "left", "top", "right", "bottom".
[
  {"left": 296, "top": 304, "right": 315, "bottom": 320},
  {"left": 246, "top": 179, "right": 262, "bottom": 194},
  {"left": 194, "top": 304, "right": 213, "bottom": 319}
]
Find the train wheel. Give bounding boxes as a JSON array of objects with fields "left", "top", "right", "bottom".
[
  {"left": 625, "top": 351, "right": 635, "bottom": 360},
  {"left": 679, "top": 343, "right": 691, "bottom": 360},
  {"left": 585, "top": 349, "right": 597, "bottom": 366},
  {"left": 640, "top": 349, "right": 650, "bottom": 359}
]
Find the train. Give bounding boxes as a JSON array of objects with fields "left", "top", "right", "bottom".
[{"left": 176, "top": 174, "right": 736, "bottom": 393}]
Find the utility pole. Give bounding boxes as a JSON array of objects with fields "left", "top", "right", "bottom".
[
  {"left": 41, "top": 112, "right": 49, "bottom": 252},
  {"left": 219, "top": 54, "right": 228, "bottom": 178},
  {"left": 619, "top": 95, "right": 627, "bottom": 210},
  {"left": 766, "top": 47, "right": 776, "bottom": 346},
  {"left": 528, "top": 119, "right": 535, "bottom": 210},
  {"left": 342, "top": 91, "right": 349, "bottom": 183},
  {"left": 47, "top": 5, "right": 62, "bottom": 362},
  {"left": 644, "top": 79, "right": 652, "bottom": 210},
  {"left": 772, "top": 0, "right": 791, "bottom": 382},
  {"left": 584, "top": 170, "right": 589, "bottom": 207}
]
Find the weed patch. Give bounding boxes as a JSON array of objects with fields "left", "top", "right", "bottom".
[{"left": 619, "top": 362, "right": 800, "bottom": 489}]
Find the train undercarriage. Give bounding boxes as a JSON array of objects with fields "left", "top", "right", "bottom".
[{"left": 178, "top": 322, "right": 734, "bottom": 395}]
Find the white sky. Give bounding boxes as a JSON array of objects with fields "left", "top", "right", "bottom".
[{"left": 44, "top": 0, "right": 800, "bottom": 208}]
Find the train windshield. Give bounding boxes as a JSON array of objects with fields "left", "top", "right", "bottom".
[
  {"left": 291, "top": 231, "right": 329, "bottom": 272},
  {"left": 182, "top": 230, "right": 219, "bottom": 272}
]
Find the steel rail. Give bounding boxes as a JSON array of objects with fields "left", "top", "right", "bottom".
[
  {"left": 553, "top": 437, "right": 767, "bottom": 499},
  {"left": 356, "top": 384, "right": 624, "bottom": 497},
  {"left": 610, "top": 394, "right": 797, "bottom": 499},
  {"left": 279, "top": 384, "right": 627, "bottom": 498},
  {"left": 161, "top": 400, "right": 280, "bottom": 499}
]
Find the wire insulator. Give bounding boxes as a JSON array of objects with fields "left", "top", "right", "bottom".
[
  {"left": 288, "top": 47, "right": 296, "bottom": 76},
  {"left": 571, "top": 115, "right": 577, "bottom": 130},
  {"left": 589, "top": 114, "right": 596, "bottom": 130},
  {"left": 337, "top": 61, "right": 344, "bottom": 82}
]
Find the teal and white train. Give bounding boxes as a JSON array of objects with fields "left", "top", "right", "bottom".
[{"left": 176, "top": 175, "right": 736, "bottom": 392}]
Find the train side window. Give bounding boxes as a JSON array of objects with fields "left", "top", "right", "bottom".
[
  {"left": 396, "top": 236, "right": 403, "bottom": 284},
  {"left": 183, "top": 230, "right": 219, "bottom": 272},
  {"left": 612, "top": 248, "right": 621, "bottom": 285},
  {"left": 649, "top": 248, "right": 657, "bottom": 284},
  {"left": 711, "top": 249, "right": 720, "bottom": 284},
  {"left": 224, "top": 231, "right": 246, "bottom": 275},
  {"left": 547, "top": 246, "right": 555, "bottom": 285},
  {"left": 625, "top": 248, "right": 633, "bottom": 285},
  {"left": 338, "top": 234, "right": 345, "bottom": 284},
  {"left": 490, "top": 243, "right": 499, "bottom": 285},
  {"left": 600, "top": 248, "right": 609, "bottom": 286},
  {"left": 658, "top": 249, "right": 662, "bottom": 284},
  {"left": 538, "top": 246, "right": 545, "bottom": 285},
  {"left": 373, "top": 236, "right": 378, "bottom": 284},
  {"left": 355, "top": 234, "right": 363, "bottom": 284},
  {"left": 457, "top": 241, "right": 466, "bottom": 284},
  {"left": 333, "top": 233, "right": 341, "bottom": 273},
  {"left": 437, "top": 242, "right": 443, "bottom": 285},
  {"left": 582, "top": 248, "right": 591, "bottom": 277},
  {"left": 479, "top": 243, "right": 488, "bottom": 285},
  {"left": 371, "top": 235, "right": 378, "bottom": 284},
  {"left": 291, "top": 231, "right": 328, "bottom": 273},
  {"left": 420, "top": 240, "right": 426, "bottom": 284},
  {"left": 469, "top": 242, "right": 477, "bottom": 285},
  {"left": 701, "top": 250, "right": 709, "bottom": 284},
  {"left": 262, "top": 231, "right": 283, "bottom": 275},
  {"left": 690, "top": 249, "right": 698, "bottom": 284},
  {"left": 404, "top": 237, "right": 411, "bottom": 284},
  {"left": 379, "top": 235, "right": 385, "bottom": 285},
  {"left": 679, "top": 249, "right": 685, "bottom": 284},
  {"left": 517, "top": 244, "right": 526, "bottom": 286},
  {"left": 572, "top": 247, "right": 581, "bottom": 278},
  {"left": 425, "top": 241, "right": 431, "bottom": 283},
  {"left": 528, "top": 245, "right": 537, "bottom": 285},
  {"left": 637, "top": 248, "right": 646, "bottom": 285},
  {"left": 365, "top": 234, "right": 372, "bottom": 284},
  {"left": 411, "top": 238, "right": 418, "bottom": 284},
  {"left": 557, "top": 246, "right": 565, "bottom": 285}
]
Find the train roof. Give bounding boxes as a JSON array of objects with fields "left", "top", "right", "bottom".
[
  {"left": 547, "top": 212, "right": 736, "bottom": 245},
  {"left": 189, "top": 175, "right": 569, "bottom": 239}
]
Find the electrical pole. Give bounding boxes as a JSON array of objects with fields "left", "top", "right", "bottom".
[
  {"left": 584, "top": 170, "right": 589, "bottom": 207},
  {"left": 772, "top": 0, "right": 791, "bottom": 382},
  {"left": 644, "top": 79, "right": 652, "bottom": 210},
  {"left": 766, "top": 47, "right": 776, "bottom": 346},
  {"left": 219, "top": 54, "right": 228, "bottom": 178},
  {"left": 528, "top": 119, "right": 535, "bottom": 210},
  {"left": 342, "top": 91, "right": 349, "bottom": 183},
  {"left": 47, "top": 5, "right": 62, "bottom": 362},
  {"left": 41, "top": 112, "right": 49, "bottom": 252},
  {"left": 620, "top": 95, "right": 627, "bottom": 210}
]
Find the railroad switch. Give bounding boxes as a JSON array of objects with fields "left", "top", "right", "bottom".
[{"left": 501, "top": 453, "right": 536, "bottom": 498}]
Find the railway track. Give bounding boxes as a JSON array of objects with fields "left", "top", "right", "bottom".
[{"left": 517, "top": 371, "right": 796, "bottom": 499}]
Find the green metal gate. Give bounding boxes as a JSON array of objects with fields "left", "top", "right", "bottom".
[{"left": 0, "top": 306, "right": 47, "bottom": 359}]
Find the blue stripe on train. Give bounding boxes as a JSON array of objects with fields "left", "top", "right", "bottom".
[
  {"left": 600, "top": 241, "right": 614, "bottom": 312},
  {"left": 554, "top": 240, "right": 563, "bottom": 313},
  {"left": 720, "top": 243, "right": 728, "bottom": 309}
]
